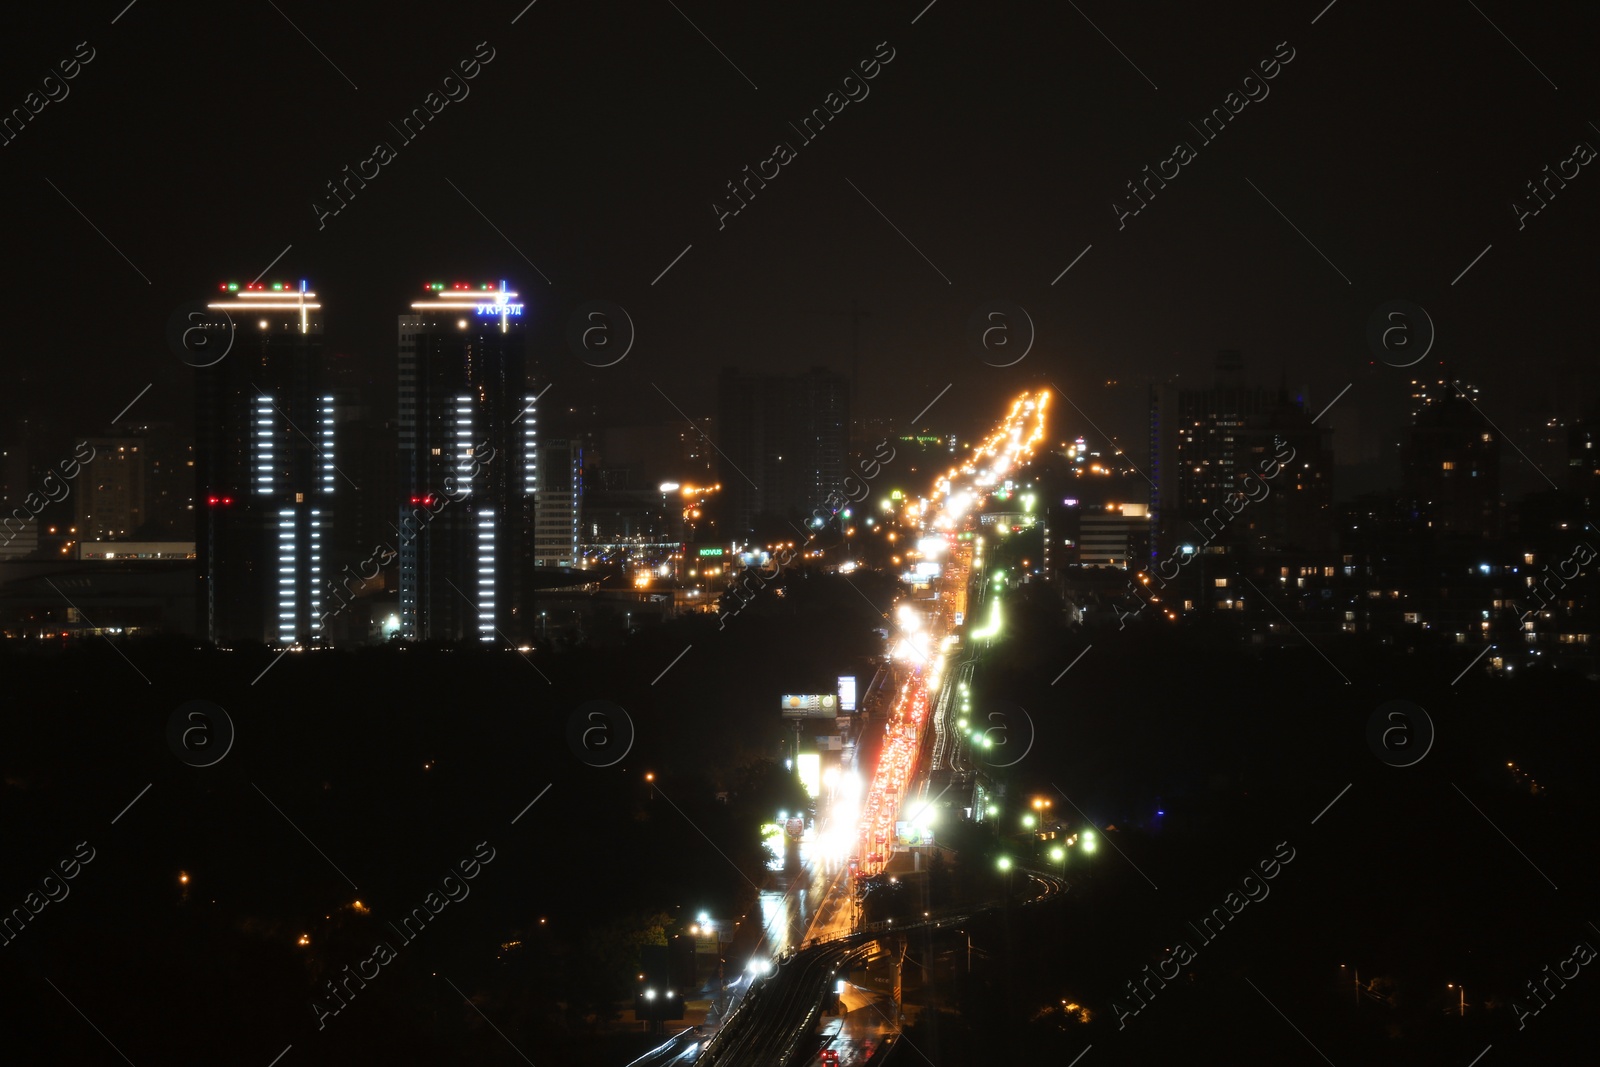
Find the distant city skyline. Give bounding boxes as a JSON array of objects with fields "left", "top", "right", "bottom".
[{"left": 5, "top": 6, "right": 1600, "bottom": 1062}]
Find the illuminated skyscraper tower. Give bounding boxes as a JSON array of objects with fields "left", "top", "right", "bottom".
[
  {"left": 397, "top": 282, "right": 536, "bottom": 642},
  {"left": 533, "top": 438, "right": 582, "bottom": 567},
  {"left": 195, "top": 281, "right": 334, "bottom": 645}
]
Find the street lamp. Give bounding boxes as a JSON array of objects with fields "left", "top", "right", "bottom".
[
  {"left": 645, "top": 772, "right": 655, "bottom": 800},
  {"left": 1342, "top": 964, "right": 1359, "bottom": 1007},
  {"left": 1448, "top": 983, "right": 1465, "bottom": 1017}
]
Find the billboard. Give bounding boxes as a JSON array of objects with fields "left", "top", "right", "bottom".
[
  {"left": 838, "top": 675, "right": 857, "bottom": 711},
  {"left": 781, "top": 694, "right": 839, "bottom": 718},
  {"left": 894, "top": 822, "right": 935, "bottom": 846}
]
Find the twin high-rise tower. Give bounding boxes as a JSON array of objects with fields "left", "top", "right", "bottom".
[
  {"left": 197, "top": 279, "right": 571, "bottom": 647},
  {"left": 196, "top": 281, "right": 332, "bottom": 646},
  {"left": 397, "top": 282, "right": 536, "bottom": 643}
]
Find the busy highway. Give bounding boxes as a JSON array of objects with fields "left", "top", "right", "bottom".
[{"left": 679, "top": 392, "right": 1058, "bottom": 1065}]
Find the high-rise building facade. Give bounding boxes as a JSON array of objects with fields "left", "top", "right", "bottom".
[
  {"left": 1403, "top": 379, "right": 1501, "bottom": 540},
  {"left": 1569, "top": 405, "right": 1600, "bottom": 506},
  {"left": 397, "top": 282, "right": 536, "bottom": 642},
  {"left": 77, "top": 437, "right": 146, "bottom": 541},
  {"left": 1231, "top": 399, "right": 1335, "bottom": 553},
  {"left": 195, "top": 281, "right": 334, "bottom": 645},
  {"left": 1152, "top": 350, "right": 1333, "bottom": 555},
  {"left": 1171, "top": 352, "right": 1282, "bottom": 524},
  {"left": 716, "top": 366, "right": 849, "bottom": 539},
  {"left": 75, "top": 423, "right": 190, "bottom": 545},
  {"left": 534, "top": 439, "right": 582, "bottom": 568}
]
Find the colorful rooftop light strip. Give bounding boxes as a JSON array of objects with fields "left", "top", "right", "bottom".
[
  {"left": 209, "top": 279, "right": 319, "bottom": 332},
  {"left": 409, "top": 279, "right": 521, "bottom": 331}
]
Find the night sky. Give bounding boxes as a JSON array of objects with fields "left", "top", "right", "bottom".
[{"left": 4, "top": 1, "right": 1598, "bottom": 483}]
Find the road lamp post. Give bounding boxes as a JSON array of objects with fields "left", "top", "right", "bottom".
[
  {"left": 1448, "top": 983, "right": 1465, "bottom": 1017},
  {"left": 1048, "top": 845, "right": 1068, "bottom": 934},
  {"left": 695, "top": 911, "right": 729, "bottom": 1014},
  {"left": 1342, "top": 964, "right": 1359, "bottom": 1008}
]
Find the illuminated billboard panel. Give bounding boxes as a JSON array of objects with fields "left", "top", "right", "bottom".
[
  {"left": 894, "top": 822, "right": 935, "bottom": 846},
  {"left": 780, "top": 694, "right": 839, "bottom": 718}
]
